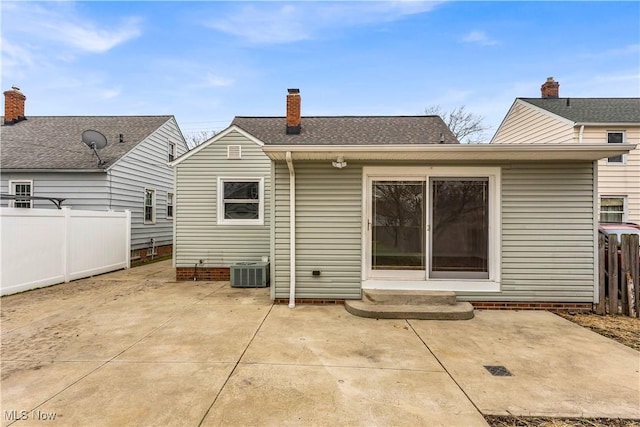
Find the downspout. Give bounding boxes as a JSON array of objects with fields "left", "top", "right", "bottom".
[
  {"left": 108, "top": 169, "right": 113, "bottom": 210},
  {"left": 578, "top": 125, "right": 584, "bottom": 144},
  {"left": 286, "top": 151, "right": 296, "bottom": 308}
]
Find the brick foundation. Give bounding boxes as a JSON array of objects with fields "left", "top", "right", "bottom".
[
  {"left": 275, "top": 298, "right": 592, "bottom": 311},
  {"left": 274, "top": 298, "right": 345, "bottom": 305},
  {"left": 131, "top": 244, "right": 172, "bottom": 264},
  {"left": 176, "top": 267, "right": 230, "bottom": 281},
  {"left": 470, "top": 301, "right": 592, "bottom": 312}
]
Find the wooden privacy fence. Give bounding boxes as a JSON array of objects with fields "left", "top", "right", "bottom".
[{"left": 597, "top": 233, "right": 640, "bottom": 317}]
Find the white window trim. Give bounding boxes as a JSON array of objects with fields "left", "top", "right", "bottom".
[
  {"left": 606, "top": 131, "right": 626, "bottom": 165},
  {"left": 217, "top": 177, "right": 264, "bottom": 226},
  {"left": 361, "top": 166, "right": 501, "bottom": 292},
  {"left": 144, "top": 188, "right": 156, "bottom": 224},
  {"left": 599, "top": 195, "right": 627, "bottom": 223},
  {"left": 168, "top": 141, "right": 176, "bottom": 162},
  {"left": 9, "top": 180, "right": 33, "bottom": 208},
  {"left": 167, "top": 192, "right": 174, "bottom": 219}
]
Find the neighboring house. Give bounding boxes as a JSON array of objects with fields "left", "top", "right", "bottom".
[
  {"left": 172, "top": 89, "right": 634, "bottom": 310},
  {"left": 492, "top": 77, "right": 640, "bottom": 224},
  {"left": 1, "top": 87, "right": 189, "bottom": 260}
]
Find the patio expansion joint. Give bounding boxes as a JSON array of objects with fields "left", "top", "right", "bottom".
[
  {"left": 196, "top": 303, "right": 275, "bottom": 427},
  {"left": 406, "top": 320, "right": 486, "bottom": 417},
  {"left": 235, "top": 360, "right": 447, "bottom": 373}
]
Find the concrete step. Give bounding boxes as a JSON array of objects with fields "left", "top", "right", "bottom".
[
  {"left": 345, "top": 300, "right": 475, "bottom": 320},
  {"left": 363, "top": 290, "right": 457, "bottom": 306}
]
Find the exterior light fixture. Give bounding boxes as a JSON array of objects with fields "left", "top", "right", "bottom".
[{"left": 332, "top": 156, "right": 347, "bottom": 169}]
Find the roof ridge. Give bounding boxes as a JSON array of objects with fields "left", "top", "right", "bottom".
[
  {"left": 519, "top": 97, "right": 640, "bottom": 100},
  {"left": 5, "top": 115, "right": 174, "bottom": 118},
  {"left": 233, "top": 115, "right": 442, "bottom": 118}
]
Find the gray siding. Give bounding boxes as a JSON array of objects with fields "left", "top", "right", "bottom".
[
  {"left": 273, "top": 161, "right": 596, "bottom": 302},
  {"left": 273, "top": 161, "right": 362, "bottom": 299},
  {"left": 459, "top": 162, "right": 596, "bottom": 302},
  {"left": 273, "top": 162, "right": 291, "bottom": 295},
  {"left": 109, "top": 117, "right": 187, "bottom": 250},
  {"left": 1, "top": 172, "right": 107, "bottom": 210},
  {"left": 175, "top": 130, "right": 270, "bottom": 267}
]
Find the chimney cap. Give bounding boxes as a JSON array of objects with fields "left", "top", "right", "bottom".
[
  {"left": 546, "top": 77, "right": 555, "bottom": 82},
  {"left": 287, "top": 88, "right": 300, "bottom": 94}
]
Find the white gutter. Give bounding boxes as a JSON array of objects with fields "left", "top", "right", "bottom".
[
  {"left": 262, "top": 143, "right": 636, "bottom": 162},
  {"left": 578, "top": 125, "right": 584, "bottom": 144},
  {"left": 263, "top": 143, "right": 636, "bottom": 154},
  {"left": 575, "top": 122, "right": 639, "bottom": 126},
  {"left": 285, "top": 151, "right": 296, "bottom": 308}
]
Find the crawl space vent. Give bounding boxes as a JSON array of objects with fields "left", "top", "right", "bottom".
[{"left": 227, "top": 145, "right": 241, "bottom": 160}]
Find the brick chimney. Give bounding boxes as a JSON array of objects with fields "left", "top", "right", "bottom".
[
  {"left": 286, "top": 88, "right": 301, "bottom": 135},
  {"left": 4, "top": 86, "right": 27, "bottom": 125},
  {"left": 541, "top": 77, "right": 559, "bottom": 99}
]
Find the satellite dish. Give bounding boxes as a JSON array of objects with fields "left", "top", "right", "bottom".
[
  {"left": 82, "top": 130, "right": 108, "bottom": 150},
  {"left": 82, "top": 130, "right": 108, "bottom": 165}
]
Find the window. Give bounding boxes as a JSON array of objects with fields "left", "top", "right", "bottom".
[
  {"left": 167, "top": 192, "right": 174, "bottom": 219},
  {"left": 600, "top": 197, "right": 626, "bottom": 223},
  {"left": 607, "top": 131, "right": 625, "bottom": 163},
  {"left": 168, "top": 141, "right": 176, "bottom": 162},
  {"left": 217, "top": 178, "right": 264, "bottom": 225},
  {"left": 9, "top": 180, "right": 32, "bottom": 208},
  {"left": 144, "top": 189, "right": 156, "bottom": 224}
]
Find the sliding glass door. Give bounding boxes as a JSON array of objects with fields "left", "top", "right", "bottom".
[
  {"left": 371, "top": 181, "right": 426, "bottom": 275},
  {"left": 430, "top": 178, "right": 489, "bottom": 279},
  {"left": 368, "top": 176, "right": 490, "bottom": 281}
]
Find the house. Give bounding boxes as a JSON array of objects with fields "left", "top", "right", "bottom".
[
  {"left": 1, "top": 87, "right": 189, "bottom": 260},
  {"left": 492, "top": 77, "right": 640, "bottom": 224},
  {"left": 172, "top": 89, "right": 634, "bottom": 311}
]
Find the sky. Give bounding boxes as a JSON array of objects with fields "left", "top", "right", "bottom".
[{"left": 2, "top": 1, "right": 639, "bottom": 144}]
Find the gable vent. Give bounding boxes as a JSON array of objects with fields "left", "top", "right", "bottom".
[{"left": 227, "top": 145, "right": 241, "bottom": 160}]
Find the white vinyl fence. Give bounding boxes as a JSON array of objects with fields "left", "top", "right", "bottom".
[{"left": 1, "top": 207, "right": 131, "bottom": 296}]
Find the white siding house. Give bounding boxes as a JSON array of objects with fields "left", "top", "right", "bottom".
[
  {"left": 1, "top": 87, "right": 189, "bottom": 258},
  {"left": 492, "top": 78, "right": 640, "bottom": 224}
]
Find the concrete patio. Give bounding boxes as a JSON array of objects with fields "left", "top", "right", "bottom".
[{"left": 1, "top": 260, "right": 638, "bottom": 426}]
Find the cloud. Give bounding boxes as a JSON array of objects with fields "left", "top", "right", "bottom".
[
  {"left": 55, "top": 17, "right": 142, "bottom": 53},
  {"left": 201, "top": 73, "right": 235, "bottom": 88},
  {"left": 206, "top": 4, "right": 311, "bottom": 44},
  {"left": 1, "top": 2, "right": 142, "bottom": 55},
  {"left": 100, "top": 87, "right": 122, "bottom": 100},
  {"left": 203, "top": 2, "right": 442, "bottom": 44},
  {"left": 577, "top": 72, "right": 640, "bottom": 97},
  {"left": 0, "top": 35, "right": 36, "bottom": 78},
  {"left": 462, "top": 31, "right": 498, "bottom": 46},
  {"left": 578, "top": 44, "right": 640, "bottom": 59}
]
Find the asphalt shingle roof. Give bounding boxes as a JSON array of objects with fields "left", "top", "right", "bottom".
[
  {"left": 520, "top": 98, "right": 640, "bottom": 124},
  {"left": 1, "top": 116, "right": 172, "bottom": 170},
  {"left": 231, "top": 116, "right": 459, "bottom": 145}
]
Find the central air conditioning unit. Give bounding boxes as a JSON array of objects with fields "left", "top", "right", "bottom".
[{"left": 230, "top": 262, "right": 270, "bottom": 288}]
